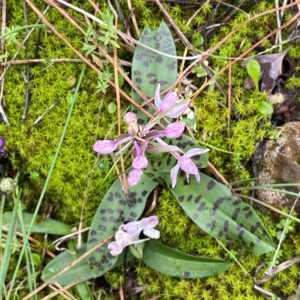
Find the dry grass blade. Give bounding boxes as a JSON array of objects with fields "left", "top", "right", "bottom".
[
  {"left": 23, "top": 235, "right": 113, "bottom": 299},
  {"left": 255, "top": 256, "right": 300, "bottom": 285},
  {"left": 26, "top": 0, "right": 154, "bottom": 121},
  {"left": 43, "top": 281, "right": 80, "bottom": 300}
]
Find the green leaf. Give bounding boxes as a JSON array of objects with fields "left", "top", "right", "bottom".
[
  {"left": 247, "top": 59, "right": 261, "bottom": 90},
  {"left": 142, "top": 240, "right": 230, "bottom": 278},
  {"left": 75, "top": 282, "right": 94, "bottom": 300},
  {"left": 87, "top": 174, "right": 159, "bottom": 277},
  {"left": 2, "top": 212, "right": 71, "bottom": 235},
  {"left": 166, "top": 173, "right": 274, "bottom": 255},
  {"left": 42, "top": 244, "right": 131, "bottom": 286},
  {"left": 256, "top": 101, "right": 273, "bottom": 116},
  {"left": 131, "top": 21, "right": 177, "bottom": 124},
  {"left": 192, "top": 36, "right": 204, "bottom": 47}
]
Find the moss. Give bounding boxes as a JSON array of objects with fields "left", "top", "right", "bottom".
[{"left": 2, "top": 1, "right": 300, "bottom": 299}]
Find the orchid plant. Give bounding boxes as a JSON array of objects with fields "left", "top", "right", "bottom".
[
  {"left": 43, "top": 21, "right": 274, "bottom": 286},
  {"left": 93, "top": 84, "right": 208, "bottom": 188}
]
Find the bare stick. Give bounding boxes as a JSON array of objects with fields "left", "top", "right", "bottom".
[
  {"left": 23, "top": 235, "right": 113, "bottom": 299},
  {"left": 0, "top": 58, "right": 82, "bottom": 66},
  {"left": 33, "top": 100, "right": 60, "bottom": 125},
  {"left": 127, "top": 0, "right": 140, "bottom": 36},
  {"left": 42, "top": 280, "right": 80, "bottom": 300}
]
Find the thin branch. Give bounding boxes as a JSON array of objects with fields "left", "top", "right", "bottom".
[{"left": 23, "top": 235, "right": 113, "bottom": 299}]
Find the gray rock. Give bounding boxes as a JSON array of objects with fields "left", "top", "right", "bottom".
[{"left": 257, "top": 122, "right": 300, "bottom": 211}]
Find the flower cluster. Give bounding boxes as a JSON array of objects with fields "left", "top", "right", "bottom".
[
  {"left": 108, "top": 215, "right": 160, "bottom": 256},
  {"left": 93, "top": 85, "right": 208, "bottom": 187},
  {"left": 0, "top": 137, "right": 6, "bottom": 156}
]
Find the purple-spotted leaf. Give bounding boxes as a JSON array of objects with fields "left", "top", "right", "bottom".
[
  {"left": 165, "top": 172, "right": 274, "bottom": 255},
  {"left": 132, "top": 21, "right": 177, "bottom": 124},
  {"left": 87, "top": 174, "right": 158, "bottom": 277},
  {"left": 142, "top": 240, "right": 230, "bottom": 278},
  {"left": 42, "top": 244, "right": 132, "bottom": 286}
]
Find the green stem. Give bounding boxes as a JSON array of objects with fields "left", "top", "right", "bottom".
[
  {"left": 0, "top": 188, "right": 21, "bottom": 298},
  {"left": 7, "top": 65, "right": 86, "bottom": 299},
  {"left": 0, "top": 194, "right": 6, "bottom": 258},
  {"left": 0, "top": 24, "right": 46, "bottom": 41}
]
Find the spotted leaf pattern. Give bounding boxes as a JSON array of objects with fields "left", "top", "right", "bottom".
[
  {"left": 42, "top": 244, "right": 132, "bottom": 286},
  {"left": 132, "top": 21, "right": 177, "bottom": 124},
  {"left": 87, "top": 174, "right": 158, "bottom": 277},
  {"left": 166, "top": 172, "right": 274, "bottom": 255},
  {"left": 142, "top": 240, "right": 230, "bottom": 278}
]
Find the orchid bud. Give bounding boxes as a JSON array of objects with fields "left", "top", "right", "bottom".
[
  {"left": 163, "top": 122, "right": 185, "bottom": 138},
  {"left": 124, "top": 112, "right": 137, "bottom": 124},
  {"left": 0, "top": 178, "right": 16, "bottom": 193},
  {"left": 93, "top": 140, "right": 116, "bottom": 154},
  {"left": 127, "top": 122, "right": 139, "bottom": 137}
]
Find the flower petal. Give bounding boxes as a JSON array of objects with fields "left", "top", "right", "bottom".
[
  {"left": 141, "top": 216, "right": 159, "bottom": 230},
  {"left": 160, "top": 92, "right": 177, "bottom": 113},
  {"left": 93, "top": 140, "right": 116, "bottom": 154},
  {"left": 194, "top": 172, "right": 201, "bottom": 182},
  {"left": 162, "top": 122, "right": 185, "bottom": 138},
  {"left": 143, "top": 228, "right": 160, "bottom": 239},
  {"left": 154, "top": 84, "right": 162, "bottom": 110},
  {"left": 127, "top": 169, "right": 143, "bottom": 186},
  {"left": 122, "top": 221, "right": 142, "bottom": 238},
  {"left": 132, "top": 156, "right": 148, "bottom": 170},
  {"left": 170, "top": 163, "right": 180, "bottom": 188},
  {"left": 108, "top": 241, "right": 124, "bottom": 256},
  {"left": 165, "top": 101, "right": 189, "bottom": 118},
  {"left": 185, "top": 148, "right": 209, "bottom": 158},
  {"left": 179, "top": 157, "right": 198, "bottom": 175}
]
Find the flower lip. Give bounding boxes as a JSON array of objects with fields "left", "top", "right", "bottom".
[
  {"left": 132, "top": 156, "right": 148, "bottom": 170},
  {"left": 128, "top": 169, "right": 143, "bottom": 186}
]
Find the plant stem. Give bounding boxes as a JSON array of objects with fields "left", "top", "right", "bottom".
[
  {"left": 0, "top": 194, "right": 6, "bottom": 257},
  {"left": 0, "top": 188, "right": 21, "bottom": 298},
  {"left": 6, "top": 65, "right": 86, "bottom": 299}
]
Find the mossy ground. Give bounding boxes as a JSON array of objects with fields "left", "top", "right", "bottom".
[{"left": 1, "top": 0, "right": 300, "bottom": 299}]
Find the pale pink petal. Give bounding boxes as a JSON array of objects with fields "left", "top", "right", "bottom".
[
  {"left": 160, "top": 92, "right": 177, "bottom": 113},
  {"left": 108, "top": 241, "right": 124, "bottom": 256},
  {"left": 93, "top": 140, "right": 116, "bottom": 154},
  {"left": 162, "top": 122, "right": 185, "bottom": 138},
  {"left": 127, "top": 169, "right": 143, "bottom": 186},
  {"left": 122, "top": 221, "right": 141, "bottom": 238},
  {"left": 185, "top": 148, "right": 209, "bottom": 158},
  {"left": 170, "top": 164, "right": 180, "bottom": 188},
  {"left": 154, "top": 84, "right": 162, "bottom": 110},
  {"left": 179, "top": 157, "right": 198, "bottom": 175},
  {"left": 194, "top": 172, "right": 201, "bottom": 182},
  {"left": 166, "top": 101, "right": 189, "bottom": 118},
  {"left": 143, "top": 228, "right": 160, "bottom": 239},
  {"left": 141, "top": 216, "right": 159, "bottom": 230}
]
